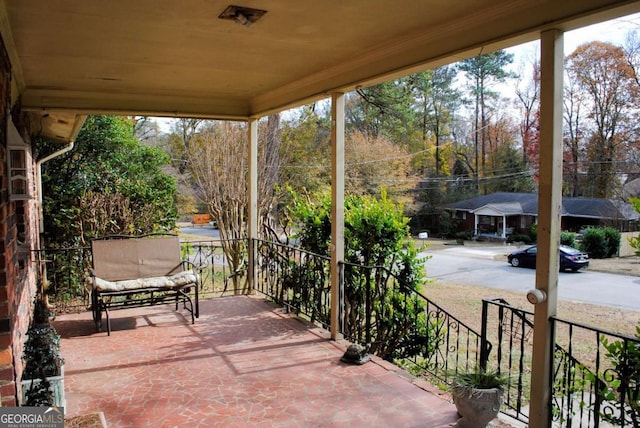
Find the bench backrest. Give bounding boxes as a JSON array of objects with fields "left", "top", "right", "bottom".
[{"left": 91, "top": 235, "right": 183, "bottom": 281}]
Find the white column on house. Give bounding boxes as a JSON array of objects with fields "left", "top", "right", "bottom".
[
  {"left": 474, "top": 214, "right": 479, "bottom": 236},
  {"left": 330, "top": 92, "right": 345, "bottom": 340},
  {"left": 247, "top": 118, "right": 259, "bottom": 293},
  {"left": 502, "top": 214, "right": 507, "bottom": 238},
  {"left": 529, "top": 29, "right": 563, "bottom": 427}
]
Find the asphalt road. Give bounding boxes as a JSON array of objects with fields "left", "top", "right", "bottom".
[
  {"left": 423, "top": 248, "right": 640, "bottom": 312},
  {"left": 180, "top": 226, "right": 220, "bottom": 239}
]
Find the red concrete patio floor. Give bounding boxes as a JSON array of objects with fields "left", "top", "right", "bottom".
[{"left": 55, "top": 295, "right": 461, "bottom": 427}]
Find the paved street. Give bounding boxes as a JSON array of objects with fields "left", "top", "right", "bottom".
[{"left": 422, "top": 245, "right": 640, "bottom": 311}]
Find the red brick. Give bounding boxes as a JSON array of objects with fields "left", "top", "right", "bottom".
[
  {"left": 0, "top": 365, "right": 13, "bottom": 382},
  {"left": 0, "top": 333, "right": 10, "bottom": 348},
  {"left": 0, "top": 348, "right": 11, "bottom": 365},
  {"left": 0, "top": 381, "right": 15, "bottom": 399},
  {"left": 2, "top": 395, "right": 16, "bottom": 407}
]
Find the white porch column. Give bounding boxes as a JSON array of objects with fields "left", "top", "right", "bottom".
[
  {"left": 529, "top": 29, "right": 563, "bottom": 427},
  {"left": 247, "top": 118, "right": 259, "bottom": 294},
  {"left": 502, "top": 214, "right": 507, "bottom": 238},
  {"left": 474, "top": 214, "right": 479, "bottom": 236},
  {"left": 330, "top": 92, "right": 345, "bottom": 340}
]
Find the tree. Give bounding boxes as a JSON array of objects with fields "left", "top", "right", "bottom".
[
  {"left": 563, "top": 69, "right": 587, "bottom": 196},
  {"left": 347, "top": 79, "right": 418, "bottom": 146},
  {"left": 458, "top": 51, "right": 515, "bottom": 192},
  {"left": 132, "top": 116, "right": 161, "bottom": 144},
  {"left": 345, "top": 130, "right": 415, "bottom": 201},
  {"left": 166, "top": 118, "right": 205, "bottom": 173},
  {"left": 628, "top": 197, "right": 640, "bottom": 256},
  {"left": 408, "top": 66, "right": 460, "bottom": 176},
  {"left": 566, "top": 41, "right": 640, "bottom": 198},
  {"left": 483, "top": 116, "right": 536, "bottom": 194},
  {"left": 186, "top": 118, "right": 283, "bottom": 291},
  {"left": 515, "top": 59, "right": 540, "bottom": 177},
  {"left": 40, "top": 115, "right": 178, "bottom": 247},
  {"left": 279, "top": 105, "right": 331, "bottom": 195}
]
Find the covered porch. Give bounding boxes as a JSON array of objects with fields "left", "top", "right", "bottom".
[
  {"left": 2, "top": 1, "right": 640, "bottom": 425},
  {"left": 57, "top": 296, "right": 461, "bottom": 428}
]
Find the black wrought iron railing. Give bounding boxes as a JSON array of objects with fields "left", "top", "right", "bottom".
[
  {"left": 551, "top": 317, "right": 640, "bottom": 428},
  {"left": 37, "top": 237, "right": 639, "bottom": 428},
  {"left": 482, "top": 298, "right": 640, "bottom": 427},
  {"left": 253, "top": 239, "right": 332, "bottom": 329},
  {"left": 340, "top": 260, "right": 489, "bottom": 384},
  {"left": 481, "top": 298, "right": 534, "bottom": 423},
  {"left": 252, "top": 239, "right": 490, "bottom": 384},
  {"left": 183, "top": 239, "right": 249, "bottom": 297},
  {"left": 33, "top": 245, "right": 93, "bottom": 312}
]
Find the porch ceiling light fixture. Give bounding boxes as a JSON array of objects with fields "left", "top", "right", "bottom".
[{"left": 218, "top": 5, "right": 267, "bottom": 27}]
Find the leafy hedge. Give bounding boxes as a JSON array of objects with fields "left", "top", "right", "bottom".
[
  {"left": 560, "top": 231, "right": 577, "bottom": 247},
  {"left": 580, "top": 227, "right": 620, "bottom": 259}
]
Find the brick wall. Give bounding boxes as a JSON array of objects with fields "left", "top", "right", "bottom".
[{"left": 0, "top": 33, "right": 39, "bottom": 407}]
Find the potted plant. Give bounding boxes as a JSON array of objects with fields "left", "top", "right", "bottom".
[
  {"left": 449, "top": 368, "right": 507, "bottom": 428},
  {"left": 21, "top": 296, "right": 65, "bottom": 407}
]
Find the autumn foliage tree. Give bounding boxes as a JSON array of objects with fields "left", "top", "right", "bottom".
[
  {"left": 345, "top": 131, "right": 415, "bottom": 202},
  {"left": 565, "top": 41, "right": 640, "bottom": 198}
]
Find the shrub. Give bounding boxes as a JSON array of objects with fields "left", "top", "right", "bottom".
[
  {"left": 288, "top": 189, "right": 439, "bottom": 361},
  {"left": 22, "top": 297, "right": 64, "bottom": 407},
  {"left": 580, "top": 227, "right": 620, "bottom": 258},
  {"left": 437, "top": 210, "right": 456, "bottom": 238},
  {"left": 602, "top": 227, "right": 621, "bottom": 258},
  {"left": 560, "top": 231, "right": 577, "bottom": 247},
  {"left": 597, "top": 322, "right": 640, "bottom": 426},
  {"left": 528, "top": 223, "right": 538, "bottom": 242},
  {"left": 455, "top": 231, "right": 473, "bottom": 241},
  {"left": 507, "top": 234, "right": 532, "bottom": 244}
]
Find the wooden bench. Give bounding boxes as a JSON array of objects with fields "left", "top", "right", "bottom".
[{"left": 88, "top": 234, "right": 199, "bottom": 335}]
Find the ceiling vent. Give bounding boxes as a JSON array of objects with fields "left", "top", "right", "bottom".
[{"left": 218, "top": 5, "right": 267, "bottom": 27}]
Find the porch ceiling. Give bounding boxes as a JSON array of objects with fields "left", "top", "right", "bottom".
[{"left": 1, "top": 0, "right": 639, "bottom": 143}]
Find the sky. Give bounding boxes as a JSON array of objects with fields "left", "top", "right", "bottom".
[
  {"left": 506, "top": 11, "right": 640, "bottom": 69},
  {"left": 154, "top": 12, "right": 640, "bottom": 133}
]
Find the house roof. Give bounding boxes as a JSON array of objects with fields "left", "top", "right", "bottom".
[
  {"left": 474, "top": 203, "right": 524, "bottom": 216},
  {"left": 1, "top": 1, "right": 639, "bottom": 143},
  {"left": 446, "top": 192, "right": 640, "bottom": 221}
]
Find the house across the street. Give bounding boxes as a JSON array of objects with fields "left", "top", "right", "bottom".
[{"left": 446, "top": 192, "right": 640, "bottom": 239}]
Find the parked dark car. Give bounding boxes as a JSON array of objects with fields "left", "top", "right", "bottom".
[{"left": 507, "top": 245, "right": 589, "bottom": 271}]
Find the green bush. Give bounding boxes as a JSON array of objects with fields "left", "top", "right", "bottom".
[
  {"left": 602, "top": 227, "right": 621, "bottom": 258},
  {"left": 580, "top": 227, "right": 620, "bottom": 258},
  {"left": 507, "top": 234, "right": 532, "bottom": 244},
  {"left": 288, "top": 189, "right": 438, "bottom": 361},
  {"left": 455, "top": 231, "right": 473, "bottom": 241},
  {"left": 560, "top": 231, "right": 577, "bottom": 247},
  {"left": 529, "top": 223, "right": 538, "bottom": 242}
]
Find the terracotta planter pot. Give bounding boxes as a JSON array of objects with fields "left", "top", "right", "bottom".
[{"left": 452, "top": 386, "right": 504, "bottom": 428}]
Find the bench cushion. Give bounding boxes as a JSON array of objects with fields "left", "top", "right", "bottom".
[{"left": 93, "top": 270, "right": 198, "bottom": 293}]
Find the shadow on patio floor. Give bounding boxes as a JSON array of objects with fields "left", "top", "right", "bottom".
[{"left": 56, "top": 295, "right": 461, "bottom": 427}]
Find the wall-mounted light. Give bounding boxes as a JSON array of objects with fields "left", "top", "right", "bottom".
[
  {"left": 7, "top": 117, "right": 35, "bottom": 200},
  {"left": 218, "top": 5, "right": 267, "bottom": 27}
]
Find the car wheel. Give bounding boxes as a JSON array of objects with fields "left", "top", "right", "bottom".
[{"left": 510, "top": 257, "right": 520, "bottom": 267}]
